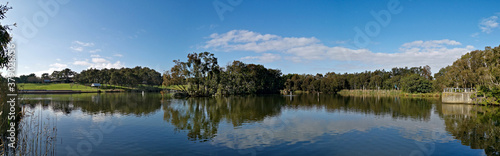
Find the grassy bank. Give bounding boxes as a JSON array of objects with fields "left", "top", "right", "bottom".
[
  {"left": 337, "top": 89, "right": 440, "bottom": 98},
  {"left": 18, "top": 83, "right": 168, "bottom": 93},
  {"left": 18, "top": 83, "right": 103, "bottom": 91}
]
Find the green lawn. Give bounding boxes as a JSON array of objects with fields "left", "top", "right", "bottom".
[
  {"left": 18, "top": 83, "right": 169, "bottom": 92},
  {"left": 18, "top": 83, "right": 186, "bottom": 92},
  {"left": 19, "top": 83, "right": 104, "bottom": 91}
]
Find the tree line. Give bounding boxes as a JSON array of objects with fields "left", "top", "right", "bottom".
[
  {"left": 14, "top": 68, "right": 77, "bottom": 83},
  {"left": 7, "top": 45, "right": 500, "bottom": 101},
  {"left": 76, "top": 66, "right": 162, "bottom": 87},
  {"left": 163, "top": 52, "right": 282, "bottom": 96},
  {"left": 282, "top": 65, "right": 433, "bottom": 94},
  {"left": 164, "top": 45, "right": 500, "bottom": 97},
  {"left": 14, "top": 66, "right": 162, "bottom": 88},
  {"left": 284, "top": 45, "right": 500, "bottom": 97},
  {"left": 434, "top": 45, "right": 500, "bottom": 104}
]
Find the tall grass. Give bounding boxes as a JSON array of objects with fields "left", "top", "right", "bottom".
[
  {"left": 2, "top": 105, "right": 58, "bottom": 156},
  {"left": 338, "top": 89, "right": 440, "bottom": 98}
]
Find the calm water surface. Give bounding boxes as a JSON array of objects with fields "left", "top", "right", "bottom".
[{"left": 18, "top": 93, "right": 497, "bottom": 155}]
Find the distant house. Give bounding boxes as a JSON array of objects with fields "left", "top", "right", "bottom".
[
  {"left": 43, "top": 79, "right": 51, "bottom": 83},
  {"left": 91, "top": 83, "right": 102, "bottom": 87}
]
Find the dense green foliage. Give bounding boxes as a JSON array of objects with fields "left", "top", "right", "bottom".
[
  {"left": 434, "top": 45, "right": 500, "bottom": 104},
  {"left": 0, "top": 3, "right": 13, "bottom": 68},
  {"left": 163, "top": 52, "right": 282, "bottom": 96},
  {"left": 476, "top": 86, "right": 500, "bottom": 105},
  {"left": 282, "top": 66, "right": 433, "bottom": 94},
  {"left": 163, "top": 52, "right": 221, "bottom": 96},
  {"left": 14, "top": 73, "right": 39, "bottom": 83},
  {"left": 76, "top": 66, "right": 162, "bottom": 87},
  {"left": 14, "top": 68, "right": 78, "bottom": 83},
  {"left": 9, "top": 45, "right": 500, "bottom": 103},
  {"left": 14, "top": 67, "right": 162, "bottom": 89},
  {"left": 443, "top": 105, "right": 500, "bottom": 155},
  {"left": 400, "top": 74, "right": 433, "bottom": 93},
  {"left": 52, "top": 68, "right": 77, "bottom": 83},
  {"left": 164, "top": 52, "right": 438, "bottom": 96},
  {"left": 219, "top": 61, "right": 282, "bottom": 95},
  {"left": 434, "top": 46, "right": 500, "bottom": 90}
]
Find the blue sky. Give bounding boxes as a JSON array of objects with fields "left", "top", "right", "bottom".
[{"left": 2, "top": 0, "right": 500, "bottom": 76}]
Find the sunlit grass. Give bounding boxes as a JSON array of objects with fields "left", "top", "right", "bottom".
[
  {"left": 18, "top": 83, "right": 100, "bottom": 91},
  {"left": 18, "top": 83, "right": 167, "bottom": 92}
]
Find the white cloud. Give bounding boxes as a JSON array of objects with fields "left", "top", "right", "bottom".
[
  {"left": 73, "top": 60, "right": 91, "bottom": 66},
  {"left": 400, "top": 39, "right": 461, "bottom": 48},
  {"left": 67, "top": 40, "right": 125, "bottom": 70},
  {"left": 94, "top": 61, "right": 124, "bottom": 69},
  {"left": 92, "top": 58, "right": 107, "bottom": 63},
  {"left": 73, "top": 57, "right": 124, "bottom": 69},
  {"left": 204, "top": 30, "right": 319, "bottom": 52},
  {"left": 74, "top": 41, "right": 95, "bottom": 47},
  {"left": 50, "top": 63, "right": 68, "bottom": 69},
  {"left": 211, "top": 109, "right": 453, "bottom": 150},
  {"left": 89, "top": 49, "right": 102, "bottom": 53},
  {"left": 479, "top": 15, "right": 499, "bottom": 33},
  {"left": 71, "top": 41, "right": 95, "bottom": 52},
  {"left": 33, "top": 63, "right": 68, "bottom": 76},
  {"left": 241, "top": 53, "right": 282, "bottom": 63},
  {"left": 204, "top": 30, "right": 474, "bottom": 73},
  {"left": 70, "top": 46, "right": 83, "bottom": 52}
]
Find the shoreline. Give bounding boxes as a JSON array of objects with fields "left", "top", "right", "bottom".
[
  {"left": 337, "top": 89, "right": 441, "bottom": 98},
  {"left": 19, "top": 90, "right": 124, "bottom": 94}
]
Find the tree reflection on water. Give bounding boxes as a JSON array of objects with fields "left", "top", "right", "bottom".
[
  {"left": 442, "top": 104, "right": 500, "bottom": 156},
  {"left": 17, "top": 93, "right": 500, "bottom": 155},
  {"left": 162, "top": 94, "right": 438, "bottom": 142}
]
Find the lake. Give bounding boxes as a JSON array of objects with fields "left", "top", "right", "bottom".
[{"left": 13, "top": 93, "right": 497, "bottom": 155}]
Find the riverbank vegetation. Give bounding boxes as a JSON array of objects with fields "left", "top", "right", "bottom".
[
  {"left": 283, "top": 45, "right": 500, "bottom": 103},
  {"left": 434, "top": 46, "right": 500, "bottom": 104},
  {"left": 5, "top": 44, "right": 500, "bottom": 103},
  {"left": 282, "top": 65, "right": 433, "bottom": 94},
  {"left": 163, "top": 52, "right": 282, "bottom": 97},
  {"left": 337, "top": 89, "right": 440, "bottom": 98},
  {"left": 76, "top": 66, "right": 162, "bottom": 88},
  {"left": 11, "top": 66, "right": 163, "bottom": 92},
  {"left": 161, "top": 52, "right": 440, "bottom": 97}
]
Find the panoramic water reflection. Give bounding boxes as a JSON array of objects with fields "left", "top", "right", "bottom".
[{"left": 12, "top": 93, "right": 498, "bottom": 155}]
